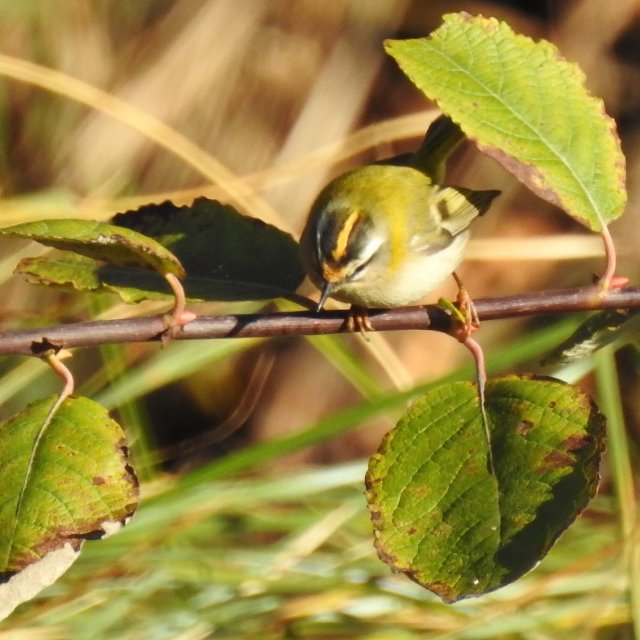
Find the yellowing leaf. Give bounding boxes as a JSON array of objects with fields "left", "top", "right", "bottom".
[{"left": 0, "top": 396, "right": 139, "bottom": 618}]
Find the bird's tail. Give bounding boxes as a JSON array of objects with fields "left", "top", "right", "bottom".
[{"left": 412, "top": 114, "right": 466, "bottom": 183}]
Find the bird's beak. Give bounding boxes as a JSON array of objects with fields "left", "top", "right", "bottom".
[{"left": 317, "top": 282, "right": 334, "bottom": 312}]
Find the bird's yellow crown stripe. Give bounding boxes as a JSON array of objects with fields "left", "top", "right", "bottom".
[{"left": 331, "top": 209, "right": 360, "bottom": 262}]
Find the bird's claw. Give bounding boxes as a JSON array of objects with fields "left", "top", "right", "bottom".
[
  {"left": 346, "top": 305, "right": 373, "bottom": 341},
  {"left": 439, "top": 273, "right": 479, "bottom": 342}
]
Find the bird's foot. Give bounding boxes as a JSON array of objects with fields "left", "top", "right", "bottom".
[
  {"left": 438, "top": 272, "right": 479, "bottom": 342},
  {"left": 346, "top": 305, "right": 373, "bottom": 341}
]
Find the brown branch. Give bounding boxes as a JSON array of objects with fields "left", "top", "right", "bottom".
[{"left": 0, "top": 285, "right": 638, "bottom": 356}]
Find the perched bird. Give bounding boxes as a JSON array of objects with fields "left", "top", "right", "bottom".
[{"left": 299, "top": 115, "right": 500, "bottom": 311}]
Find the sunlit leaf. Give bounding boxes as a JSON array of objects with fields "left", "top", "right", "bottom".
[
  {"left": 386, "top": 13, "right": 626, "bottom": 230},
  {"left": 0, "top": 396, "right": 139, "bottom": 619},
  {"left": 0, "top": 218, "right": 185, "bottom": 277}
]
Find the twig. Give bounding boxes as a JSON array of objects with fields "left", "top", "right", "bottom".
[{"left": 0, "top": 285, "right": 638, "bottom": 356}]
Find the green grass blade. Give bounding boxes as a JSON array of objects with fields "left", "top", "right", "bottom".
[{"left": 595, "top": 347, "right": 640, "bottom": 636}]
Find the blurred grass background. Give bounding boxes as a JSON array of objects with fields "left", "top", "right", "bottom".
[{"left": 0, "top": 1, "right": 639, "bottom": 638}]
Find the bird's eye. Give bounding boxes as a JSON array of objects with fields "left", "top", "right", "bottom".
[{"left": 349, "top": 256, "right": 373, "bottom": 280}]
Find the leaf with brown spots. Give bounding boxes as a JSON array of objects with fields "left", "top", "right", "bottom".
[
  {"left": 366, "top": 375, "right": 606, "bottom": 602},
  {"left": 0, "top": 396, "right": 139, "bottom": 620}
]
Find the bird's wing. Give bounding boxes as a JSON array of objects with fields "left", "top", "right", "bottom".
[{"left": 437, "top": 187, "right": 501, "bottom": 236}]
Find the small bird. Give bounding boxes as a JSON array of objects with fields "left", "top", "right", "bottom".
[{"left": 299, "top": 115, "right": 500, "bottom": 312}]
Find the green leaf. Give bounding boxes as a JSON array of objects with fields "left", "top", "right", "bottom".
[
  {"left": 112, "top": 198, "right": 305, "bottom": 301},
  {"left": 0, "top": 395, "right": 138, "bottom": 584},
  {"left": 14, "top": 199, "right": 305, "bottom": 303},
  {"left": 16, "top": 254, "right": 174, "bottom": 304},
  {"left": 542, "top": 309, "right": 640, "bottom": 365},
  {"left": 366, "top": 375, "right": 605, "bottom": 602},
  {"left": 0, "top": 218, "right": 185, "bottom": 277},
  {"left": 385, "top": 13, "right": 626, "bottom": 230}
]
